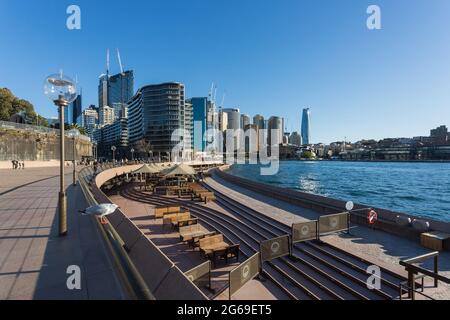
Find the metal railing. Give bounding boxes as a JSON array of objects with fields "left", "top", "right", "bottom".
[
  {"left": 78, "top": 166, "right": 155, "bottom": 300},
  {"left": 399, "top": 251, "right": 450, "bottom": 300}
]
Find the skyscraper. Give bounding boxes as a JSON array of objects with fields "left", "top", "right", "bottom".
[
  {"left": 253, "top": 114, "right": 265, "bottom": 129},
  {"left": 241, "top": 114, "right": 250, "bottom": 129},
  {"left": 268, "top": 116, "right": 283, "bottom": 146},
  {"left": 301, "top": 108, "right": 311, "bottom": 145},
  {"left": 128, "top": 82, "right": 192, "bottom": 160},
  {"left": 222, "top": 108, "right": 241, "bottom": 130},
  {"left": 64, "top": 93, "right": 82, "bottom": 125}
]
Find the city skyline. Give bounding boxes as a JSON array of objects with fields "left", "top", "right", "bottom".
[{"left": 1, "top": 0, "right": 450, "bottom": 144}]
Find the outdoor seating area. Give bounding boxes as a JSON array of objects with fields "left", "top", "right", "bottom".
[{"left": 188, "top": 183, "right": 217, "bottom": 203}]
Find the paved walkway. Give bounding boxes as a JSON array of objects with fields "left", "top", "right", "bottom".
[
  {"left": 0, "top": 167, "right": 124, "bottom": 300},
  {"left": 206, "top": 173, "right": 450, "bottom": 300}
]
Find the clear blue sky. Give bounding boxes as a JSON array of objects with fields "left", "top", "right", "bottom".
[{"left": 1, "top": 0, "right": 449, "bottom": 143}]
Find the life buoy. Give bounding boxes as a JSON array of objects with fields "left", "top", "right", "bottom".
[{"left": 368, "top": 210, "right": 378, "bottom": 225}]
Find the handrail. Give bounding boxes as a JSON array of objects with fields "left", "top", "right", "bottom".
[
  {"left": 399, "top": 251, "right": 450, "bottom": 300},
  {"left": 78, "top": 167, "right": 155, "bottom": 300}
]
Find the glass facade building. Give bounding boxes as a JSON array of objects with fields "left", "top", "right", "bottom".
[
  {"left": 128, "top": 83, "right": 193, "bottom": 160},
  {"left": 301, "top": 108, "right": 311, "bottom": 145}
]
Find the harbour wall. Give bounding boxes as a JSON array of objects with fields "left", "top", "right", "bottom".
[{"left": 215, "top": 166, "right": 450, "bottom": 248}]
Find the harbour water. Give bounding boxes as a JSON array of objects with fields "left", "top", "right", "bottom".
[{"left": 228, "top": 161, "right": 450, "bottom": 222}]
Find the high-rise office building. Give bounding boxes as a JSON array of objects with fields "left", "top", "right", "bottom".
[
  {"left": 65, "top": 93, "right": 82, "bottom": 125},
  {"left": 189, "top": 97, "right": 208, "bottom": 152},
  {"left": 82, "top": 106, "right": 99, "bottom": 137},
  {"left": 241, "top": 114, "right": 250, "bottom": 129},
  {"left": 98, "top": 71, "right": 134, "bottom": 108},
  {"left": 189, "top": 97, "right": 219, "bottom": 152},
  {"left": 222, "top": 108, "right": 241, "bottom": 130},
  {"left": 301, "top": 108, "right": 311, "bottom": 145},
  {"left": 99, "top": 106, "right": 115, "bottom": 126},
  {"left": 218, "top": 110, "right": 228, "bottom": 132},
  {"left": 128, "top": 83, "right": 192, "bottom": 160},
  {"left": 289, "top": 131, "right": 302, "bottom": 146},
  {"left": 253, "top": 114, "right": 265, "bottom": 129},
  {"left": 268, "top": 116, "right": 283, "bottom": 146}
]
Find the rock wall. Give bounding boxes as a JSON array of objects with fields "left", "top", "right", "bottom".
[{"left": 0, "top": 128, "right": 92, "bottom": 161}]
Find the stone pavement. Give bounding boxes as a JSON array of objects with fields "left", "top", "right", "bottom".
[{"left": 0, "top": 167, "right": 125, "bottom": 300}]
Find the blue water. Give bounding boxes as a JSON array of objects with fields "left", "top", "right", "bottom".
[{"left": 227, "top": 161, "right": 450, "bottom": 222}]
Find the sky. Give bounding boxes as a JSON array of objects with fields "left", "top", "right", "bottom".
[{"left": 0, "top": 0, "right": 450, "bottom": 144}]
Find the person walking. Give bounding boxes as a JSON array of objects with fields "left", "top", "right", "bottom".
[{"left": 22, "top": 162, "right": 25, "bottom": 169}]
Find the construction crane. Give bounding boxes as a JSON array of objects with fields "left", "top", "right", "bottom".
[{"left": 117, "top": 48, "right": 124, "bottom": 74}]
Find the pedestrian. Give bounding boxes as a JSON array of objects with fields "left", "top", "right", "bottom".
[
  {"left": 22, "top": 162, "right": 25, "bottom": 169},
  {"left": 11, "top": 160, "right": 15, "bottom": 170},
  {"left": 18, "top": 162, "right": 21, "bottom": 169}
]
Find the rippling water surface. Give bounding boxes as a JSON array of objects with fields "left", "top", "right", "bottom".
[{"left": 227, "top": 161, "right": 450, "bottom": 222}]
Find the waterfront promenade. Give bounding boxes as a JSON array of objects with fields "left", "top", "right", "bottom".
[
  {"left": 205, "top": 172, "right": 450, "bottom": 300},
  {"left": 0, "top": 167, "right": 124, "bottom": 299}
]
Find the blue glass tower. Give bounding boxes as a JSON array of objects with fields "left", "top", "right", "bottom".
[
  {"left": 190, "top": 97, "right": 208, "bottom": 152},
  {"left": 301, "top": 108, "right": 311, "bottom": 145}
]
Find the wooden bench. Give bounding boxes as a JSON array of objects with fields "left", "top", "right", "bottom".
[
  {"left": 421, "top": 231, "right": 450, "bottom": 251},
  {"left": 199, "top": 192, "right": 216, "bottom": 204},
  {"left": 180, "top": 224, "right": 207, "bottom": 242},
  {"left": 210, "top": 244, "right": 240, "bottom": 268},
  {"left": 163, "top": 212, "right": 191, "bottom": 230},
  {"left": 154, "top": 205, "right": 182, "bottom": 218},
  {"left": 188, "top": 232, "right": 217, "bottom": 248},
  {"left": 173, "top": 218, "right": 198, "bottom": 230},
  {"left": 199, "top": 234, "right": 229, "bottom": 257}
]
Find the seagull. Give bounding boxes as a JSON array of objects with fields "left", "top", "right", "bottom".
[{"left": 80, "top": 204, "right": 119, "bottom": 225}]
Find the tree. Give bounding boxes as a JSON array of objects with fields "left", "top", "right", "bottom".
[
  {"left": 68, "top": 123, "right": 87, "bottom": 136},
  {"left": 0, "top": 87, "right": 48, "bottom": 126},
  {"left": 134, "top": 138, "right": 152, "bottom": 159}
]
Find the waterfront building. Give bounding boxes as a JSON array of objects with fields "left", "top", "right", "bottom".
[
  {"left": 241, "top": 114, "right": 251, "bottom": 129},
  {"left": 301, "top": 108, "right": 311, "bottom": 145},
  {"left": 253, "top": 114, "right": 265, "bottom": 129},
  {"left": 430, "top": 125, "right": 449, "bottom": 144},
  {"left": 189, "top": 97, "right": 208, "bottom": 152},
  {"left": 185, "top": 100, "right": 194, "bottom": 154},
  {"left": 268, "top": 116, "right": 283, "bottom": 146},
  {"left": 289, "top": 131, "right": 302, "bottom": 146},
  {"left": 218, "top": 110, "right": 228, "bottom": 132},
  {"left": 128, "top": 82, "right": 192, "bottom": 160},
  {"left": 222, "top": 108, "right": 241, "bottom": 130},
  {"left": 93, "top": 118, "right": 128, "bottom": 158}
]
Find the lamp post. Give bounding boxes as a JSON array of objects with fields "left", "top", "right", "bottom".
[
  {"left": 92, "top": 142, "right": 97, "bottom": 161},
  {"left": 68, "top": 129, "right": 80, "bottom": 186},
  {"left": 111, "top": 146, "right": 116, "bottom": 165},
  {"left": 131, "top": 148, "right": 135, "bottom": 161},
  {"left": 44, "top": 72, "right": 77, "bottom": 237}
]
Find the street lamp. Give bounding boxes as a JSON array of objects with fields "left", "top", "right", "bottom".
[
  {"left": 44, "top": 72, "right": 77, "bottom": 237},
  {"left": 131, "top": 148, "right": 135, "bottom": 161},
  {"left": 68, "top": 128, "right": 80, "bottom": 186},
  {"left": 92, "top": 142, "right": 97, "bottom": 161},
  {"left": 111, "top": 146, "right": 116, "bottom": 164}
]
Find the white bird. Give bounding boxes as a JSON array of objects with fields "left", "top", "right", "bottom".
[{"left": 80, "top": 204, "right": 119, "bottom": 225}]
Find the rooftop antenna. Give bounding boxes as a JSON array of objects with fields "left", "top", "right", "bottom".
[
  {"left": 213, "top": 85, "right": 218, "bottom": 105},
  {"left": 106, "top": 49, "right": 110, "bottom": 76},
  {"left": 220, "top": 91, "right": 226, "bottom": 109},
  {"left": 209, "top": 82, "right": 215, "bottom": 101},
  {"left": 117, "top": 48, "right": 124, "bottom": 74}
]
